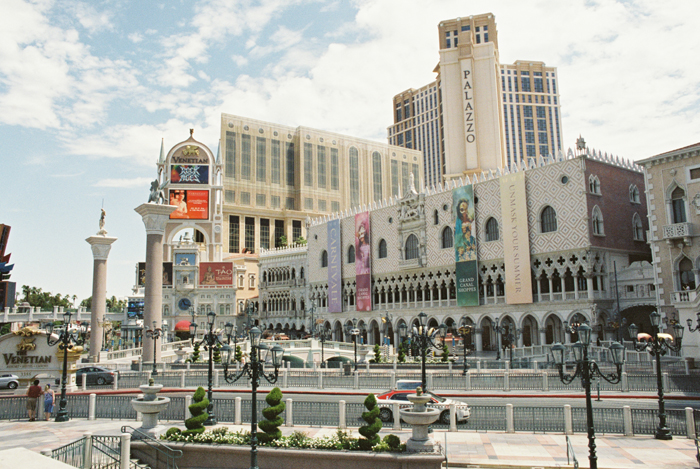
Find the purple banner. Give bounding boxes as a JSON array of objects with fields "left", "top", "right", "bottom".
[
  {"left": 355, "top": 212, "right": 372, "bottom": 312},
  {"left": 327, "top": 219, "right": 342, "bottom": 313}
]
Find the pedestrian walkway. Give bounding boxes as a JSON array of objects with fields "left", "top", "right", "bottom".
[{"left": 0, "top": 418, "right": 697, "bottom": 468}]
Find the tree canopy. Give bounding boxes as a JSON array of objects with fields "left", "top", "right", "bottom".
[{"left": 20, "top": 285, "right": 76, "bottom": 310}]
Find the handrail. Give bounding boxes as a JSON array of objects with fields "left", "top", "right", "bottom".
[
  {"left": 695, "top": 436, "right": 700, "bottom": 466},
  {"left": 566, "top": 435, "right": 579, "bottom": 469},
  {"left": 122, "top": 425, "right": 183, "bottom": 469}
]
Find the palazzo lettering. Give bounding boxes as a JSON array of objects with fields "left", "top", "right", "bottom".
[{"left": 462, "top": 70, "right": 476, "bottom": 144}]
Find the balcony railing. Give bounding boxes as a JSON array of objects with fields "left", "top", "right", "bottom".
[
  {"left": 663, "top": 222, "right": 692, "bottom": 240},
  {"left": 671, "top": 290, "right": 697, "bottom": 304}
]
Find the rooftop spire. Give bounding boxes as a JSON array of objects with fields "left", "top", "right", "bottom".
[{"left": 158, "top": 138, "right": 165, "bottom": 164}]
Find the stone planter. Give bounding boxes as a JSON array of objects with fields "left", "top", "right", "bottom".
[{"left": 131, "top": 441, "right": 443, "bottom": 469}]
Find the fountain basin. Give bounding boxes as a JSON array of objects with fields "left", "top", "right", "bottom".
[
  {"left": 132, "top": 396, "right": 170, "bottom": 415},
  {"left": 399, "top": 407, "right": 439, "bottom": 426},
  {"left": 131, "top": 383, "right": 171, "bottom": 438}
]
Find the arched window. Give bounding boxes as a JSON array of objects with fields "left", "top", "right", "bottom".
[
  {"left": 629, "top": 184, "right": 640, "bottom": 203},
  {"left": 300, "top": 267, "right": 305, "bottom": 279},
  {"left": 592, "top": 206, "right": 604, "bottom": 235},
  {"left": 671, "top": 186, "right": 687, "bottom": 223},
  {"left": 434, "top": 209, "right": 439, "bottom": 225},
  {"left": 679, "top": 257, "right": 696, "bottom": 291},
  {"left": 347, "top": 245, "right": 355, "bottom": 263},
  {"left": 405, "top": 234, "right": 419, "bottom": 260},
  {"left": 541, "top": 206, "right": 557, "bottom": 233},
  {"left": 485, "top": 217, "right": 499, "bottom": 241},
  {"left": 378, "top": 239, "right": 388, "bottom": 259},
  {"left": 321, "top": 250, "right": 328, "bottom": 268},
  {"left": 633, "top": 213, "right": 644, "bottom": 241},
  {"left": 589, "top": 175, "right": 601, "bottom": 195},
  {"left": 441, "top": 227, "right": 453, "bottom": 249}
]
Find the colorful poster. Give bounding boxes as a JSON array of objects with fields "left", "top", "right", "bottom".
[
  {"left": 453, "top": 185, "right": 479, "bottom": 306},
  {"left": 327, "top": 219, "right": 342, "bottom": 313},
  {"left": 171, "top": 165, "right": 209, "bottom": 184},
  {"left": 199, "top": 262, "right": 234, "bottom": 286},
  {"left": 174, "top": 253, "right": 196, "bottom": 266},
  {"left": 355, "top": 212, "right": 372, "bottom": 312},
  {"left": 138, "top": 262, "right": 173, "bottom": 286},
  {"left": 500, "top": 171, "right": 533, "bottom": 304},
  {"left": 169, "top": 189, "right": 209, "bottom": 220}
]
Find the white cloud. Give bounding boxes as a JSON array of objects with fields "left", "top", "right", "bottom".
[
  {"left": 128, "top": 32, "right": 143, "bottom": 43},
  {"left": 72, "top": 2, "right": 114, "bottom": 34}
]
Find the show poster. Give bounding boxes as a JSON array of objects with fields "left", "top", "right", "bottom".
[
  {"left": 138, "top": 262, "right": 173, "bottom": 286},
  {"left": 171, "top": 165, "right": 209, "bottom": 184},
  {"left": 199, "top": 262, "right": 234, "bottom": 286},
  {"left": 500, "top": 171, "right": 533, "bottom": 304},
  {"left": 169, "top": 189, "right": 209, "bottom": 220},
  {"left": 355, "top": 212, "right": 372, "bottom": 312},
  {"left": 453, "top": 184, "right": 479, "bottom": 306},
  {"left": 327, "top": 218, "right": 342, "bottom": 313}
]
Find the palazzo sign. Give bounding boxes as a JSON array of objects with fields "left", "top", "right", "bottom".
[
  {"left": 499, "top": 171, "right": 533, "bottom": 304},
  {"left": 460, "top": 60, "right": 477, "bottom": 156}
]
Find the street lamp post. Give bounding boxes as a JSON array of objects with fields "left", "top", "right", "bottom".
[
  {"left": 318, "top": 327, "right": 330, "bottom": 368},
  {"left": 457, "top": 317, "right": 473, "bottom": 376},
  {"left": 345, "top": 319, "right": 359, "bottom": 371},
  {"left": 45, "top": 312, "right": 87, "bottom": 422},
  {"left": 145, "top": 321, "right": 163, "bottom": 376},
  {"left": 306, "top": 301, "right": 317, "bottom": 337},
  {"left": 221, "top": 327, "right": 284, "bottom": 469},
  {"left": 551, "top": 324, "right": 625, "bottom": 469},
  {"left": 190, "top": 311, "right": 221, "bottom": 426},
  {"left": 398, "top": 312, "right": 447, "bottom": 391},
  {"left": 493, "top": 317, "right": 503, "bottom": 360},
  {"left": 503, "top": 325, "right": 522, "bottom": 367},
  {"left": 240, "top": 300, "right": 257, "bottom": 335},
  {"left": 628, "top": 311, "right": 684, "bottom": 440}
]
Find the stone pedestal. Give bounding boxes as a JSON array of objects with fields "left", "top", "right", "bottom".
[
  {"left": 135, "top": 203, "right": 177, "bottom": 365},
  {"left": 399, "top": 394, "right": 440, "bottom": 453},
  {"left": 86, "top": 235, "right": 117, "bottom": 362}
]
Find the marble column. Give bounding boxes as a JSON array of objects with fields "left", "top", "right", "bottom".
[
  {"left": 135, "top": 203, "right": 177, "bottom": 366},
  {"left": 86, "top": 235, "right": 117, "bottom": 362}
]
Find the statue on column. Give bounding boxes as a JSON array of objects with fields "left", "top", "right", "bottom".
[
  {"left": 148, "top": 179, "right": 169, "bottom": 204},
  {"left": 97, "top": 208, "right": 108, "bottom": 236}
]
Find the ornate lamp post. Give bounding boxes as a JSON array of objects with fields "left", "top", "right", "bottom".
[
  {"left": 686, "top": 312, "right": 700, "bottom": 333},
  {"left": 45, "top": 311, "right": 87, "bottom": 422},
  {"left": 145, "top": 321, "right": 163, "bottom": 376},
  {"left": 457, "top": 317, "right": 473, "bottom": 376},
  {"left": 399, "top": 312, "right": 447, "bottom": 391},
  {"left": 221, "top": 327, "right": 284, "bottom": 469},
  {"left": 493, "top": 317, "right": 504, "bottom": 360},
  {"left": 318, "top": 327, "right": 330, "bottom": 368},
  {"left": 628, "top": 311, "right": 684, "bottom": 440},
  {"left": 551, "top": 324, "right": 625, "bottom": 469},
  {"left": 240, "top": 300, "right": 257, "bottom": 335},
  {"left": 305, "top": 301, "right": 317, "bottom": 337},
  {"left": 191, "top": 311, "right": 221, "bottom": 426},
  {"left": 503, "top": 325, "right": 522, "bottom": 367},
  {"left": 345, "top": 319, "right": 359, "bottom": 371}
]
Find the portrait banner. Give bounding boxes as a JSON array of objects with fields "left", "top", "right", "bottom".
[
  {"left": 500, "top": 171, "right": 533, "bottom": 304},
  {"left": 355, "top": 212, "right": 372, "bottom": 312},
  {"left": 199, "top": 262, "right": 234, "bottom": 286},
  {"left": 327, "top": 219, "right": 342, "bottom": 313},
  {"left": 170, "top": 165, "right": 209, "bottom": 184},
  {"left": 169, "top": 189, "right": 209, "bottom": 220},
  {"left": 453, "top": 184, "right": 479, "bottom": 306}
]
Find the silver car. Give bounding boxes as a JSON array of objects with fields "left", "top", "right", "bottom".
[{"left": 0, "top": 374, "right": 19, "bottom": 389}]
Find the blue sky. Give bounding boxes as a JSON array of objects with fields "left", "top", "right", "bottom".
[{"left": 2, "top": 0, "right": 699, "bottom": 304}]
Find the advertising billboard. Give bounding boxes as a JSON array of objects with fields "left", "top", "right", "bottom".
[
  {"left": 170, "top": 165, "right": 209, "bottom": 184},
  {"left": 169, "top": 189, "right": 209, "bottom": 220},
  {"left": 138, "top": 262, "right": 173, "bottom": 287},
  {"left": 327, "top": 219, "right": 342, "bottom": 313},
  {"left": 453, "top": 184, "right": 479, "bottom": 306},
  {"left": 199, "top": 262, "right": 234, "bottom": 286},
  {"left": 500, "top": 171, "right": 533, "bottom": 304},
  {"left": 127, "top": 298, "right": 144, "bottom": 319},
  {"left": 355, "top": 212, "right": 372, "bottom": 312}
]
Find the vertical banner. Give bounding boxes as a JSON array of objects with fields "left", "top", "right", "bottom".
[
  {"left": 327, "top": 219, "right": 342, "bottom": 313},
  {"left": 453, "top": 185, "right": 479, "bottom": 306},
  {"left": 355, "top": 212, "right": 372, "bottom": 311},
  {"left": 500, "top": 171, "right": 533, "bottom": 304}
]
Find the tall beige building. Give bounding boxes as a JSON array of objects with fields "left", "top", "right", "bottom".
[
  {"left": 388, "top": 13, "right": 563, "bottom": 188},
  {"left": 220, "top": 114, "right": 423, "bottom": 255},
  {"left": 638, "top": 142, "right": 700, "bottom": 358}
]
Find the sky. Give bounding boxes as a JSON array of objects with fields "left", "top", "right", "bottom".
[{"left": 2, "top": 0, "right": 699, "bottom": 305}]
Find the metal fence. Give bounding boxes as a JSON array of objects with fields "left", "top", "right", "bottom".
[{"left": 514, "top": 406, "right": 565, "bottom": 433}]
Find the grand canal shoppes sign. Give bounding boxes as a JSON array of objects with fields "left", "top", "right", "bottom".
[{"left": 0, "top": 327, "right": 82, "bottom": 387}]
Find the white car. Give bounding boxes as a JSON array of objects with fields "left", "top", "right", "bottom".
[
  {"left": 0, "top": 374, "right": 19, "bottom": 390},
  {"left": 376, "top": 389, "right": 471, "bottom": 424}
]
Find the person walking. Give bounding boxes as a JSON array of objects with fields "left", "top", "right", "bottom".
[
  {"left": 26, "top": 379, "right": 42, "bottom": 421},
  {"left": 43, "top": 384, "right": 55, "bottom": 421}
]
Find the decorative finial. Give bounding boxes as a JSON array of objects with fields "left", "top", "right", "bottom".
[
  {"left": 190, "top": 128, "right": 194, "bottom": 137},
  {"left": 97, "top": 208, "right": 107, "bottom": 236},
  {"left": 576, "top": 135, "right": 586, "bottom": 154}
]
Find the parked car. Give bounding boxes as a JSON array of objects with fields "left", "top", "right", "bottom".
[
  {"left": 376, "top": 389, "right": 471, "bottom": 425},
  {"left": 76, "top": 366, "right": 115, "bottom": 386},
  {"left": 0, "top": 374, "right": 19, "bottom": 389},
  {"left": 394, "top": 379, "right": 422, "bottom": 390}
]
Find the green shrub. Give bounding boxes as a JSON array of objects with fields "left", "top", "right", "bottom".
[
  {"left": 258, "top": 387, "right": 285, "bottom": 443},
  {"left": 373, "top": 344, "right": 382, "bottom": 363},
  {"left": 165, "top": 427, "right": 181, "bottom": 437},
  {"left": 235, "top": 345, "right": 243, "bottom": 363},
  {"left": 441, "top": 343, "right": 449, "bottom": 362},
  {"left": 213, "top": 343, "right": 222, "bottom": 364},
  {"left": 383, "top": 434, "right": 401, "bottom": 450},
  {"left": 397, "top": 341, "right": 406, "bottom": 363},
  {"left": 183, "top": 387, "right": 209, "bottom": 436},
  {"left": 358, "top": 393, "right": 381, "bottom": 450},
  {"left": 188, "top": 342, "right": 201, "bottom": 363}
]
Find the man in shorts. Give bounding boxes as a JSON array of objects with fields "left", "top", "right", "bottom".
[{"left": 26, "top": 379, "right": 42, "bottom": 421}]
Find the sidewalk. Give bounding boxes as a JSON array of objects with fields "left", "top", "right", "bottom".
[{"left": 0, "top": 418, "right": 697, "bottom": 468}]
